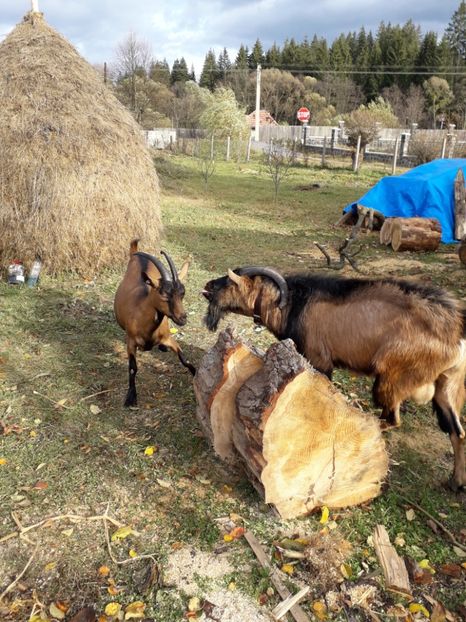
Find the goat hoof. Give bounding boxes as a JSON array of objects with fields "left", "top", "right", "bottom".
[
  {"left": 379, "top": 420, "right": 400, "bottom": 432},
  {"left": 158, "top": 344, "right": 168, "bottom": 352},
  {"left": 448, "top": 476, "right": 465, "bottom": 493},
  {"left": 188, "top": 363, "right": 196, "bottom": 376},
  {"left": 124, "top": 394, "right": 137, "bottom": 408}
]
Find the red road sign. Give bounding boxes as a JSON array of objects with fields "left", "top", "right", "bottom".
[{"left": 297, "top": 107, "right": 310, "bottom": 123}]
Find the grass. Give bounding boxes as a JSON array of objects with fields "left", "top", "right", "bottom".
[{"left": 0, "top": 152, "right": 465, "bottom": 621}]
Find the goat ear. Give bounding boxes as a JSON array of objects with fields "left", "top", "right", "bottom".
[
  {"left": 142, "top": 271, "right": 157, "bottom": 289},
  {"left": 178, "top": 258, "right": 190, "bottom": 283},
  {"left": 228, "top": 269, "right": 250, "bottom": 289}
]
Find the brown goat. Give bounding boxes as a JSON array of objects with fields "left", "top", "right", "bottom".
[
  {"left": 202, "top": 267, "right": 466, "bottom": 490},
  {"left": 114, "top": 240, "right": 195, "bottom": 407}
]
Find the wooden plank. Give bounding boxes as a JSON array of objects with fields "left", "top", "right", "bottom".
[
  {"left": 272, "top": 586, "right": 310, "bottom": 620},
  {"left": 372, "top": 525, "right": 411, "bottom": 596},
  {"left": 454, "top": 169, "right": 466, "bottom": 240},
  {"left": 244, "top": 530, "right": 311, "bottom": 622}
]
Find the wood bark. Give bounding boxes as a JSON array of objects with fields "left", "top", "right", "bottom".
[
  {"left": 390, "top": 217, "right": 441, "bottom": 252},
  {"left": 373, "top": 525, "right": 411, "bottom": 596},
  {"left": 379, "top": 218, "right": 395, "bottom": 245},
  {"left": 459, "top": 237, "right": 466, "bottom": 266},
  {"left": 194, "top": 330, "right": 388, "bottom": 519},
  {"left": 455, "top": 168, "right": 466, "bottom": 240}
]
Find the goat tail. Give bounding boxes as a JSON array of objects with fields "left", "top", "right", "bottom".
[{"left": 130, "top": 239, "right": 140, "bottom": 256}]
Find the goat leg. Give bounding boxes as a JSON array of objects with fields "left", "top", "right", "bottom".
[
  {"left": 159, "top": 334, "right": 196, "bottom": 376},
  {"left": 449, "top": 434, "right": 465, "bottom": 492},
  {"left": 124, "top": 341, "right": 138, "bottom": 407}
]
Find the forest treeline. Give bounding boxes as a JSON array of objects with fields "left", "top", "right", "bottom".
[{"left": 108, "top": 1, "right": 466, "bottom": 130}]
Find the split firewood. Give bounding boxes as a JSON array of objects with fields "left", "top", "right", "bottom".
[
  {"left": 390, "top": 217, "right": 441, "bottom": 252},
  {"left": 193, "top": 326, "right": 264, "bottom": 462},
  {"left": 454, "top": 168, "right": 466, "bottom": 240},
  {"left": 379, "top": 218, "right": 395, "bottom": 245},
  {"left": 372, "top": 525, "right": 411, "bottom": 596}
]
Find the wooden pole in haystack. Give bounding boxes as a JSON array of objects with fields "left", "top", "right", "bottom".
[{"left": 31, "top": 0, "right": 40, "bottom": 12}]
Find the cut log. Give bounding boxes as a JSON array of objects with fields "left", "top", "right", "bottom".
[
  {"left": 459, "top": 237, "right": 466, "bottom": 266},
  {"left": 373, "top": 525, "right": 411, "bottom": 596},
  {"left": 379, "top": 218, "right": 395, "bottom": 245},
  {"left": 356, "top": 204, "right": 385, "bottom": 231},
  {"left": 193, "top": 326, "right": 264, "bottom": 462},
  {"left": 455, "top": 169, "right": 466, "bottom": 240},
  {"left": 390, "top": 217, "right": 441, "bottom": 252},
  {"left": 233, "top": 340, "right": 388, "bottom": 518}
]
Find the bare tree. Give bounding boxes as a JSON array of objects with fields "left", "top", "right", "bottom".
[
  {"left": 264, "top": 140, "right": 296, "bottom": 201},
  {"left": 113, "top": 32, "right": 154, "bottom": 111}
]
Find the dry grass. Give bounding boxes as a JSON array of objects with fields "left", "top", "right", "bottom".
[{"left": 0, "top": 11, "right": 161, "bottom": 275}]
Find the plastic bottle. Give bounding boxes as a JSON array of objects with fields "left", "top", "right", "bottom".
[
  {"left": 7, "top": 260, "right": 25, "bottom": 285},
  {"left": 27, "top": 257, "right": 42, "bottom": 287}
]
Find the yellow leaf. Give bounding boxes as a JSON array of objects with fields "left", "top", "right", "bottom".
[
  {"left": 30, "top": 430, "right": 37, "bottom": 438},
  {"left": 30, "top": 617, "right": 50, "bottom": 622},
  {"left": 98, "top": 565, "right": 111, "bottom": 577},
  {"left": 320, "top": 506, "right": 330, "bottom": 524},
  {"left": 61, "top": 528, "right": 74, "bottom": 537},
  {"left": 312, "top": 600, "right": 328, "bottom": 621},
  {"left": 125, "top": 601, "right": 146, "bottom": 620},
  {"left": 144, "top": 445, "right": 157, "bottom": 456},
  {"left": 90, "top": 404, "right": 102, "bottom": 415},
  {"left": 340, "top": 563, "right": 352, "bottom": 579},
  {"left": 105, "top": 602, "right": 121, "bottom": 617},
  {"left": 406, "top": 508, "right": 416, "bottom": 521},
  {"left": 107, "top": 585, "right": 120, "bottom": 596},
  {"left": 281, "top": 564, "right": 294, "bottom": 575},
  {"left": 188, "top": 597, "right": 201, "bottom": 612},
  {"left": 49, "top": 602, "right": 66, "bottom": 620},
  {"left": 44, "top": 561, "right": 56, "bottom": 571},
  {"left": 228, "top": 581, "right": 236, "bottom": 591},
  {"left": 461, "top": 562, "right": 466, "bottom": 569},
  {"left": 129, "top": 549, "right": 138, "bottom": 558},
  {"left": 0, "top": 458, "right": 7, "bottom": 465},
  {"left": 223, "top": 534, "right": 234, "bottom": 542},
  {"left": 169, "top": 327, "right": 178, "bottom": 334},
  {"left": 111, "top": 526, "right": 134, "bottom": 541},
  {"left": 409, "top": 603, "right": 430, "bottom": 618},
  {"left": 419, "top": 559, "right": 436, "bottom": 574}
]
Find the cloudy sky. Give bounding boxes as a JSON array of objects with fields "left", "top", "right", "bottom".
[{"left": 0, "top": 0, "right": 461, "bottom": 77}]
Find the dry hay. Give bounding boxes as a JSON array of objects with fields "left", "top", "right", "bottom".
[{"left": 0, "top": 11, "right": 161, "bottom": 275}]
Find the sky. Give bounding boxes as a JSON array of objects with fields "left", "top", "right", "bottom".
[{"left": 0, "top": 0, "right": 461, "bottom": 78}]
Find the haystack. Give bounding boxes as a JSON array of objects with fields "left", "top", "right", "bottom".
[{"left": 0, "top": 11, "right": 162, "bottom": 274}]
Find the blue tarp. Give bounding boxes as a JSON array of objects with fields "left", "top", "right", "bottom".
[{"left": 345, "top": 158, "right": 466, "bottom": 243}]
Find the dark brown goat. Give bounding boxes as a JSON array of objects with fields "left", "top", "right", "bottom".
[
  {"left": 115, "top": 240, "right": 195, "bottom": 407},
  {"left": 202, "top": 267, "right": 466, "bottom": 490}
]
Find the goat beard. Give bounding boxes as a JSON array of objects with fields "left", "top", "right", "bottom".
[{"left": 204, "top": 303, "right": 226, "bottom": 331}]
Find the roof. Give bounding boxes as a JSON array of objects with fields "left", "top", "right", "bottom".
[
  {"left": 246, "top": 110, "right": 278, "bottom": 128},
  {"left": 345, "top": 159, "right": 466, "bottom": 244}
]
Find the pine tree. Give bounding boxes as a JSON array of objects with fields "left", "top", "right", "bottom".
[
  {"left": 446, "top": 0, "right": 466, "bottom": 62},
  {"left": 249, "top": 39, "right": 265, "bottom": 68},
  {"left": 266, "top": 43, "right": 281, "bottom": 68},
  {"left": 149, "top": 59, "right": 171, "bottom": 85},
  {"left": 199, "top": 49, "right": 220, "bottom": 91},
  {"left": 415, "top": 32, "right": 439, "bottom": 84},
  {"left": 171, "top": 57, "right": 190, "bottom": 84},
  {"left": 281, "top": 38, "right": 300, "bottom": 67},
  {"left": 235, "top": 45, "right": 250, "bottom": 69},
  {"left": 218, "top": 48, "right": 232, "bottom": 81},
  {"left": 329, "top": 34, "right": 353, "bottom": 71}
]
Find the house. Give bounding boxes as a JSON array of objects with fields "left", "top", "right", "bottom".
[{"left": 246, "top": 110, "right": 278, "bottom": 129}]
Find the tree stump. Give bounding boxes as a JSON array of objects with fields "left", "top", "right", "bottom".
[
  {"left": 390, "top": 217, "right": 441, "bottom": 252},
  {"left": 454, "top": 169, "right": 466, "bottom": 240},
  {"left": 194, "top": 330, "right": 389, "bottom": 519}
]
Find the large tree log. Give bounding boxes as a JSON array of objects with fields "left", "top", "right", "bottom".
[
  {"left": 390, "top": 217, "right": 441, "bottom": 252},
  {"left": 379, "top": 218, "right": 395, "bottom": 245},
  {"left": 193, "top": 327, "right": 264, "bottom": 462},
  {"left": 455, "top": 169, "right": 466, "bottom": 240},
  {"left": 194, "top": 330, "right": 388, "bottom": 519}
]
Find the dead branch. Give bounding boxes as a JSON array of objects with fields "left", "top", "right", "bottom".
[
  {"left": 315, "top": 204, "right": 367, "bottom": 272},
  {"left": 0, "top": 544, "right": 39, "bottom": 603}
]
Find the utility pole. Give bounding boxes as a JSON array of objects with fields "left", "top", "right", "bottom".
[
  {"left": 31, "top": 0, "right": 40, "bottom": 12},
  {"left": 254, "top": 64, "right": 261, "bottom": 142}
]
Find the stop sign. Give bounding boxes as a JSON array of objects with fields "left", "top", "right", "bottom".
[{"left": 297, "top": 107, "right": 310, "bottom": 123}]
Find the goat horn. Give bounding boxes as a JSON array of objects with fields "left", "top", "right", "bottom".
[
  {"left": 236, "top": 266, "right": 289, "bottom": 309},
  {"left": 133, "top": 252, "right": 172, "bottom": 284},
  {"left": 161, "top": 250, "right": 179, "bottom": 283}
]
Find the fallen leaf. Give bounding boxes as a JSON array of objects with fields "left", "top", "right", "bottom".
[
  {"left": 452, "top": 546, "right": 466, "bottom": 558},
  {"left": 169, "top": 327, "right": 178, "bottom": 334},
  {"left": 111, "top": 526, "right": 134, "bottom": 542},
  {"left": 320, "top": 506, "right": 330, "bottom": 524},
  {"left": 188, "top": 597, "right": 201, "bottom": 612},
  {"left": 49, "top": 602, "right": 66, "bottom": 620},
  {"left": 129, "top": 549, "right": 138, "bottom": 558},
  {"left": 406, "top": 508, "right": 416, "bottom": 521},
  {"left": 223, "top": 534, "right": 233, "bottom": 542},
  {"left": 409, "top": 603, "right": 430, "bottom": 618},
  {"left": 104, "top": 603, "right": 121, "bottom": 617},
  {"left": 124, "top": 601, "right": 146, "bottom": 620},
  {"left": 44, "top": 561, "right": 56, "bottom": 572},
  {"left": 312, "top": 600, "right": 328, "bottom": 621},
  {"left": 0, "top": 458, "right": 7, "bottom": 465},
  {"left": 156, "top": 478, "right": 171, "bottom": 488},
  {"left": 281, "top": 564, "right": 294, "bottom": 575},
  {"left": 98, "top": 565, "right": 110, "bottom": 577},
  {"left": 144, "top": 446, "right": 157, "bottom": 456},
  {"left": 395, "top": 535, "right": 406, "bottom": 547},
  {"left": 107, "top": 585, "right": 120, "bottom": 596},
  {"left": 340, "top": 563, "right": 352, "bottom": 579},
  {"left": 228, "top": 581, "right": 236, "bottom": 591},
  {"left": 34, "top": 480, "right": 48, "bottom": 490},
  {"left": 89, "top": 404, "right": 101, "bottom": 415},
  {"left": 61, "top": 528, "right": 74, "bottom": 537},
  {"left": 419, "top": 559, "right": 436, "bottom": 574},
  {"left": 55, "top": 398, "right": 68, "bottom": 409},
  {"left": 431, "top": 602, "right": 446, "bottom": 622}
]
